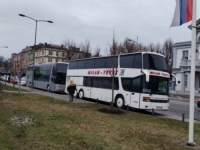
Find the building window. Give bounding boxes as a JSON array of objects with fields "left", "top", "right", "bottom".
[
  {"left": 42, "top": 51, "right": 44, "bottom": 55},
  {"left": 62, "top": 52, "right": 65, "bottom": 57},
  {"left": 49, "top": 51, "right": 53, "bottom": 55},
  {"left": 56, "top": 59, "right": 58, "bottom": 62},
  {"left": 48, "top": 58, "right": 52, "bottom": 62},
  {"left": 185, "top": 75, "right": 188, "bottom": 87},
  {"left": 56, "top": 52, "right": 58, "bottom": 56},
  {"left": 182, "top": 50, "right": 188, "bottom": 59},
  {"left": 42, "top": 58, "right": 44, "bottom": 62}
]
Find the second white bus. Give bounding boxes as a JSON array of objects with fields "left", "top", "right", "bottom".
[{"left": 65, "top": 52, "right": 177, "bottom": 110}]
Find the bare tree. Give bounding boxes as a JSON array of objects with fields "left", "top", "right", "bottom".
[
  {"left": 80, "top": 40, "right": 91, "bottom": 58},
  {"left": 148, "top": 43, "right": 156, "bottom": 52},
  {"left": 161, "top": 38, "right": 173, "bottom": 74},
  {"left": 93, "top": 46, "right": 101, "bottom": 57},
  {"left": 0, "top": 56, "right": 5, "bottom": 68},
  {"left": 62, "top": 39, "right": 78, "bottom": 61},
  {"left": 155, "top": 43, "right": 162, "bottom": 53},
  {"left": 107, "top": 32, "right": 118, "bottom": 108},
  {"left": 109, "top": 29, "right": 119, "bottom": 55}
]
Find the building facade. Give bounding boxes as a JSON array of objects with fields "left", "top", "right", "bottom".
[
  {"left": 172, "top": 19, "right": 200, "bottom": 93},
  {"left": 11, "top": 43, "right": 90, "bottom": 76}
]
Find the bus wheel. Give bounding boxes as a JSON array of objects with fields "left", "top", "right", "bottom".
[
  {"left": 79, "top": 90, "right": 84, "bottom": 99},
  {"left": 47, "top": 85, "right": 50, "bottom": 92},
  {"left": 115, "top": 95, "right": 124, "bottom": 108}
]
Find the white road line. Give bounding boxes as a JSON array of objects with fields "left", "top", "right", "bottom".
[{"left": 176, "top": 96, "right": 182, "bottom": 99}]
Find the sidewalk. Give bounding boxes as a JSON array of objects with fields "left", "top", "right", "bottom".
[{"left": 170, "top": 90, "right": 200, "bottom": 97}]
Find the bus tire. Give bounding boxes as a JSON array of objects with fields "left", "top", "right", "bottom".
[
  {"left": 47, "top": 85, "right": 50, "bottom": 92},
  {"left": 115, "top": 95, "right": 124, "bottom": 108},
  {"left": 78, "top": 90, "right": 84, "bottom": 99}
]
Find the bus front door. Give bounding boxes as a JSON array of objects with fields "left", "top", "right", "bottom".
[
  {"left": 130, "top": 92, "right": 140, "bottom": 109},
  {"left": 84, "top": 87, "right": 91, "bottom": 98}
]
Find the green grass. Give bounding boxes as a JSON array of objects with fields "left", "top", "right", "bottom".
[
  {"left": 0, "top": 93, "right": 200, "bottom": 150},
  {"left": 2, "top": 83, "right": 29, "bottom": 92}
]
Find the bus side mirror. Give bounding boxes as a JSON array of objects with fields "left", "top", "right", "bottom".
[{"left": 178, "top": 81, "right": 180, "bottom": 84}]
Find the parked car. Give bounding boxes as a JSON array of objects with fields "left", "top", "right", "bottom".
[
  {"left": 11, "top": 76, "right": 19, "bottom": 84},
  {"left": 17, "top": 77, "right": 26, "bottom": 86},
  {"left": 197, "top": 99, "right": 200, "bottom": 108}
]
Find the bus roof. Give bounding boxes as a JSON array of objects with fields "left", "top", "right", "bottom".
[
  {"left": 69, "top": 51, "right": 165, "bottom": 62},
  {"left": 28, "top": 62, "right": 68, "bottom": 67}
]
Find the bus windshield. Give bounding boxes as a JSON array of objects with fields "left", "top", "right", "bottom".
[
  {"left": 55, "top": 72, "right": 66, "bottom": 84},
  {"left": 143, "top": 54, "right": 168, "bottom": 72},
  {"left": 142, "top": 76, "right": 169, "bottom": 95},
  {"left": 57, "top": 63, "right": 68, "bottom": 72}
]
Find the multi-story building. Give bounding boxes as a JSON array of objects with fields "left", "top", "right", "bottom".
[
  {"left": 11, "top": 43, "right": 90, "bottom": 76},
  {"left": 172, "top": 19, "right": 200, "bottom": 93}
]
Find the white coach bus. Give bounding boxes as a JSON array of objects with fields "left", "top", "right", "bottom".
[
  {"left": 26, "top": 62, "right": 68, "bottom": 92},
  {"left": 65, "top": 52, "right": 178, "bottom": 110}
]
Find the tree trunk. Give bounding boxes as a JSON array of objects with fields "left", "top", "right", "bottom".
[
  {"left": 18, "top": 77, "right": 21, "bottom": 94},
  {"left": 111, "top": 67, "right": 115, "bottom": 108}
]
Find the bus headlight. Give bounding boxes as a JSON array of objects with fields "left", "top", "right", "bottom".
[{"left": 143, "top": 96, "right": 150, "bottom": 102}]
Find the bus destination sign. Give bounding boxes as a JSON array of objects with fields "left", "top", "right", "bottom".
[{"left": 149, "top": 71, "right": 169, "bottom": 78}]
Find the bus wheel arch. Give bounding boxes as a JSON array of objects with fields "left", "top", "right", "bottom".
[
  {"left": 78, "top": 89, "right": 84, "bottom": 99},
  {"left": 47, "top": 85, "right": 50, "bottom": 92},
  {"left": 115, "top": 94, "right": 125, "bottom": 108}
]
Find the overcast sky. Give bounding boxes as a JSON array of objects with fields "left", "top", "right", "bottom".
[{"left": 0, "top": 0, "right": 200, "bottom": 58}]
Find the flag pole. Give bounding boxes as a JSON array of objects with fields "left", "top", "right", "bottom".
[{"left": 187, "top": 0, "right": 196, "bottom": 146}]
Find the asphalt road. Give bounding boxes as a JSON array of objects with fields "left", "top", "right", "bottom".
[
  {"left": 2, "top": 81, "right": 200, "bottom": 121},
  {"left": 157, "top": 96, "right": 200, "bottom": 121}
]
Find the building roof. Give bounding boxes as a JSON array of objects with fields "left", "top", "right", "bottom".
[
  {"left": 173, "top": 41, "right": 191, "bottom": 47},
  {"left": 173, "top": 41, "right": 200, "bottom": 47}
]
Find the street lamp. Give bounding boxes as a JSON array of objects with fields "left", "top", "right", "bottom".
[
  {"left": 0, "top": 46, "right": 8, "bottom": 48},
  {"left": 127, "top": 39, "right": 140, "bottom": 46},
  {"left": 18, "top": 14, "right": 53, "bottom": 90}
]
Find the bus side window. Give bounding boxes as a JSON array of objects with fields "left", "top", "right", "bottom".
[
  {"left": 85, "top": 59, "right": 95, "bottom": 69},
  {"left": 94, "top": 58, "right": 106, "bottom": 68},
  {"left": 121, "top": 78, "right": 131, "bottom": 91},
  {"left": 131, "top": 77, "right": 141, "bottom": 92},
  {"left": 84, "top": 77, "right": 92, "bottom": 87},
  {"left": 133, "top": 54, "right": 142, "bottom": 68},
  {"left": 92, "top": 77, "right": 102, "bottom": 88},
  {"left": 120, "top": 55, "right": 134, "bottom": 68},
  {"left": 122, "top": 77, "right": 141, "bottom": 92}
]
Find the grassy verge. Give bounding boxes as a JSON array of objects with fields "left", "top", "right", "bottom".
[
  {"left": 0, "top": 93, "right": 200, "bottom": 150},
  {"left": 2, "top": 83, "right": 29, "bottom": 92}
]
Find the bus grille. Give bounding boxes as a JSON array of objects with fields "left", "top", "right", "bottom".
[{"left": 150, "top": 99, "right": 168, "bottom": 103}]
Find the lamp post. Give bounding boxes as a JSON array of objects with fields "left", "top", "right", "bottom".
[
  {"left": 127, "top": 39, "right": 139, "bottom": 46},
  {"left": 18, "top": 14, "right": 53, "bottom": 90}
]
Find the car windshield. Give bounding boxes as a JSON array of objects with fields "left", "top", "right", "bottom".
[{"left": 142, "top": 75, "right": 169, "bottom": 95}]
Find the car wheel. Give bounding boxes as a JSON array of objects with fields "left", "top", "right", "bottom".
[
  {"left": 115, "top": 95, "right": 124, "bottom": 108},
  {"left": 78, "top": 90, "right": 84, "bottom": 99}
]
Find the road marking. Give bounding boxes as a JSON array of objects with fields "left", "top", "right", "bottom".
[{"left": 177, "top": 96, "right": 182, "bottom": 99}]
